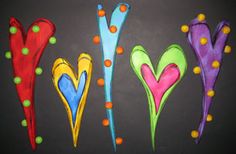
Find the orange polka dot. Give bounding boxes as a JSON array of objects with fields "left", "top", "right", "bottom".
[
  {"left": 109, "top": 25, "right": 117, "bottom": 33},
  {"left": 116, "top": 46, "right": 124, "bottom": 55},
  {"left": 104, "top": 59, "right": 112, "bottom": 67},
  {"left": 97, "top": 78, "right": 104, "bottom": 87},
  {"left": 120, "top": 4, "right": 127, "bottom": 12},
  {"left": 116, "top": 137, "right": 123, "bottom": 145},
  {"left": 105, "top": 102, "right": 113, "bottom": 109},
  {"left": 98, "top": 9, "right": 105, "bottom": 17},
  {"left": 102, "top": 119, "right": 109, "bottom": 126},
  {"left": 93, "top": 35, "right": 100, "bottom": 45}
]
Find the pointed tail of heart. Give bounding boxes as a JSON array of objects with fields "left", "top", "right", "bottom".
[{"left": 195, "top": 94, "right": 212, "bottom": 143}]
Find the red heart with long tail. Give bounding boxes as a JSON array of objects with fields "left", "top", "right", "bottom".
[{"left": 9, "top": 17, "right": 55, "bottom": 150}]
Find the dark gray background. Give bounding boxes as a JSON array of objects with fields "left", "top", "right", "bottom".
[{"left": 0, "top": 0, "right": 236, "bottom": 153}]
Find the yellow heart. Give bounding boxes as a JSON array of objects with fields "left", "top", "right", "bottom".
[{"left": 52, "top": 53, "right": 92, "bottom": 147}]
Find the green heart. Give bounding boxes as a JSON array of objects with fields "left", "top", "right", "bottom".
[{"left": 130, "top": 44, "right": 187, "bottom": 150}]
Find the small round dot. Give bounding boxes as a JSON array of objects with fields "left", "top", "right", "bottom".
[
  {"left": 104, "top": 59, "right": 112, "bottom": 67},
  {"left": 105, "top": 102, "right": 113, "bottom": 109},
  {"left": 32, "top": 25, "right": 40, "bottom": 33},
  {"left": 21, "top": 119, "right": 27, "bottom": 127},
  {"left": 197, "top": 13, "right": 205, "bottom": 22},
  {"left": 93, "top": 35, "right": 100, "bottom": 45},
  {"left": 22, "top": 47, "right": 29, "bottom": 55},
  {"left": 9, "top": 26, "right": 17, "bottom": 34},
  {"left": 5, "top": 51, "right": 12, "bottom": 59},
  {"left": 98, "top": 9, "right": 106, "bottom": 17},
  {"left": 102, "top": 119, "right": 109, "bottom": 126},
  {"left": 14, "top": 77, "right": 21, "bottom": 84},
  {"left": 207, "top": 90, "right": 215, "bottom": 97},
  {"left": 191, "top": 130, "right": 199, "bottom": 138},
  {"left": 109, "top": 25, "right": 117, "bottom": 33},
  {"left": 116, "top": 46, "right": 124, "bottom": 55},
  {"left": 193, "top": 66, "right": 201, "bottom": 74},
  {"left": 222, "top": 26, "right": 230, "bottom": 34},
  {"left": 23, "top": 100, "right": 31, "bottom": 107},
  {"left": 49, "top": 37, "right": 57, "bottom": 44},
  {"left": 224, "top": 45, "right": 231, "bottom": 54},
  {"left": 116, "top": 137, "right": 123, "bottom": 145},
  {"left": 212, "top": 60, "right": 220, "bottom": 68},
  {"left": 206, "top": 114, "right": 213, "bottom": 122},
  {"left": 200, "top": 37, "right": 208, "bottom": 45},
  {"left": 119, "top": 4, "right": 127, "bottom": 12},
  {"left": 35, "top": 136, "right": 43, "bottom": 144},
  {"left": 97, "top": 78, "right": 104, "bottom": 87},
  {"left": 35, "top": 67, "right": 43, "bottom": 75},
  {"left": 181, "top": 25, "right": 189, "bottom": 33}
]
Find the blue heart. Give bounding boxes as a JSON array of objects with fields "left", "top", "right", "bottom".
[{"left": 58, "top": 71, "right": 87, "bottom": 125}]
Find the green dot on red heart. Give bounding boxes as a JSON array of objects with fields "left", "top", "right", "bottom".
[
  {"left": 35, "top": 136, "right": 43, "bottom": 144},
  {"left": 23, "top": 100, "right": 31, "bottom": 107},
  {"left": 32, "top": 25, "right": 40, "bottom": 33},
  {"left": 35, "top": 67, "right": 43, "bottom": 75},
  {"left": 5, "top": 51, "right": 12, "bottom": 59},
  {"left": 22, "top": 47, "right": 29, "bottom": 55},
  {"left": 49, "top": 37, "right": 56, "bottom": 44},
  {"left": 9, "top": 26, "right": 17, "bottom": 34},
  {"left": 21, "top": 119, "right": 27, "bottom": 127},
  {"left": 14, "top": 77, "right": 21, "bottom": 84}
]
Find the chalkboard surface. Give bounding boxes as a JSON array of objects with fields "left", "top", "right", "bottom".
[{"left": 0, "top": 0, "right": 235, "bottom": 153}]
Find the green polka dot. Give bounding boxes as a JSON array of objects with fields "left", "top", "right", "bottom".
[
  {"left": 35, "top": 136, "right": 43, "bottom": 144},
  {"left": 14, "top": 77, "right": 21, "bottom": 84},
  {"left": 32, "top": 25, "right": 40, "bottom": 33},
  {"left": 49, "top": 37, "right": 56, "bottom": 44},
  {"left": 23, "top": 100, "right": 31, "bottom": 107},
  {"left": 5, "top": 51, "right": 12, "bottom": 59},
  {"left": 9, "top": 26, "right": 17, "bottom": 34},
  {"left": 22, "top": 47, "right": 29, "bottom": 55},
  {"left": 35, "top": 67, "right": 43, "bottom": 75},
  {"left": 21, "top": 119, "right": 27, "bottom": 127}
]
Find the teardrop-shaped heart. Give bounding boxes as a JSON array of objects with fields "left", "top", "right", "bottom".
[
  {"left": 130, "top": 44, "right": 187, "bottom": 150},
  {"left": 52, "top": 53, "right": 92, "bottom": 147}
]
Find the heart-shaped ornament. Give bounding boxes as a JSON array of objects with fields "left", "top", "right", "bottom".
[
  {"left": 130, "top": 44, "right": 187, "bottom": 150},
  {"left": 52, "top": 53, "right": 92, "bottom": 147},
  {"left": 185, "top": 17, "right": 230, "bottom": 143},
  {"left": 9, "top": 17, "right": 55, "bottom": 150}
]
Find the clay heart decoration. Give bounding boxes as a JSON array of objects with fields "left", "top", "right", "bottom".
[
  {"left": 130, "top": 44, "right": 187, "bottom": 150},
  {"left": 95, "top": 3, "right": 130, "bottom": 150},
  {"left": 183, "top": 15, "right": 230, "bottom": 143},
  {"left": 52, "top": 53, "right": 92, "bottom": 147},
  {"left": 9, "top": 17, "right": 55, "bottom": 150}
]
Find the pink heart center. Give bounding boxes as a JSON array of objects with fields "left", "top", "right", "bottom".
[{"left": 141, "top": 64, "right": 180, "bottom": 113}]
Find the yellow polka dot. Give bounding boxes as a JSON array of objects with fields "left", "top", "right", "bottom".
[
  {"left": 224, "top": 45, "right": 231, "bottom": 54},
  {"left": 207, "top": 90, "right": 215, "bottom": 97},
  {"left": 200, "top": 37, "right": 208, "bottom": 45},
  {"left": 206, "top": 114, "right": 213, "bottom": 122},
  {"left": 197, "top": 13, "right": 205, "bottom": 22},
  {"left": 212, "top": 60, "right": 220, "bottom": 68},
  {"left": 181, "top": 25, "right": 189, "bottom": 33},
  {"left": 193, "top": 66, "right": 201, "bottom": 74},
  {"left": 191, "top": 130, "right": 199, "bottom": 138},
  {"left": 222, "top": 26, "right": 230, "bottom": 34}
]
